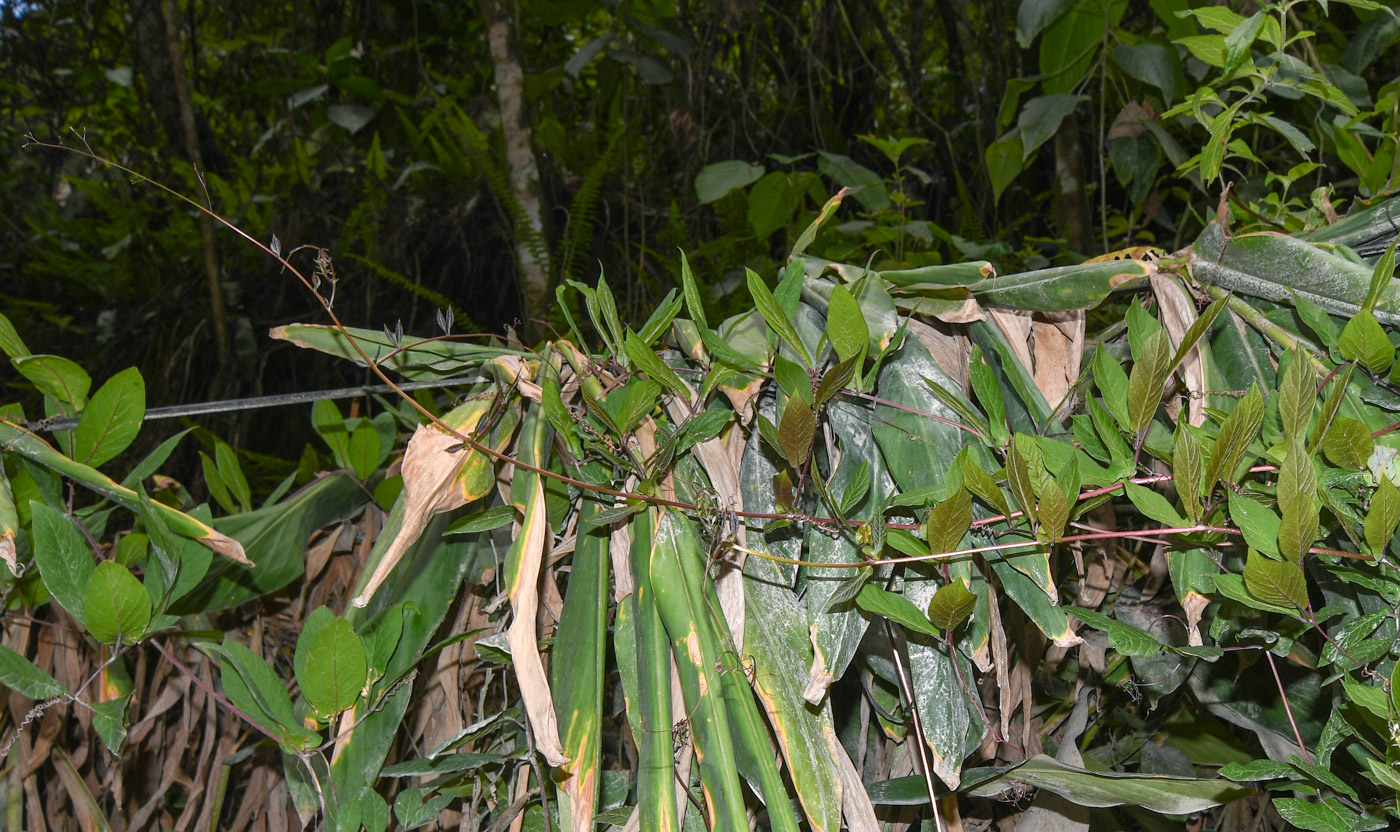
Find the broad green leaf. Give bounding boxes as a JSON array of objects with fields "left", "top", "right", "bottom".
[
  {"left": 1272, "top": 797, "right": 1358, "bottom": 832},
  {"left": 0, "top": 311, "right": 29, "bottom": 359},
  {"left": 1204, "top": 384, "right": 1264, "bottom": 497},
  {"left": 1128, "top": 328, "right": 1172, "bottom": 435},
  {"left": 968, "top": 345, "right": 1008, "bottom": 443},
  {"left": 1018, "top": 94, "right": 1089, "bottom": 160},
  {"left": 1229, "top": 492, "right": 1281, "bottom": 560},
  {"left": 624, "top": 330, "right": 688, "bottom": 398},
  {"left": 839, "top": 459, "right": 872, "bottom": 516},
  {"left": 926, "top": 580, "right": 977, "bottom": 632},
  {"left": 1364, "top": 234, "right": 1400, "bottom": 311},
  {"left": 695, "top": 160, "right": 764, "bottom": 204},
  {"left": 747, "top": 268, "right": 811, "bottom": 366},
  {"left": 444, "top": 505, "right": 517, "bottom": 536},
  {"left": 1310, "top": 365, "right": 1354, "bottom": 454},
  {"left": 1292, "top": 291, "right": 1341, "bottom": 349},
  {"left": 1092, "top": 347, "right": 1131, "bottom": 431},
  {"left": 813, "top": 356, "right": 858, "bottom": 409},
  {"left": 966, "top": 259, "right": 1150, "bottom": 312},
  {"left": 1276, "top": 350, "right": 1315, "bottom": 439},
  {"left": 379, "top": 753, "right": 505, "bottom": 777},
  {"left": 12, "top": 354, "right": 91, "bottom": 410},
  {"left": 1275, "top": 440, "right": 1317, "bottom": 518},
  {"left": 1223, "top": 10, "right": 1265, "bottom": 72},
  {"left": 1123, "top": 482, "right": 1187, "bottom": 527},
  {"left": 1005, "top": 434, "right": 1039, "bottom": 521},
  {"left": 215, "top": 441, "right": 251, "bottom": 512},
  {"left": 855, "top": 584, "right": 938, "bottom": 636},
  {"left": 826, "top": 283, "right": 869, "bottom": 364},
  {"left": 347, "top": 421, "right": 382, "bottom": 481},
  {"left": 1036, "top": 480, "right": 1070, "bottom": 544},
  {"left": 777, "top": 397, "right": 816, "bottom": 466},
  {"left": 1277, "top": 502, "right": 1318, "bottom": 564},
  {"left": 1243, "top": 550, "right": 1308, "bottom": 612},
  {"left": 83, "top": 561, "right": 152, "bottom": 645},
  {"left": 1364, "top": 476, "right": 1400, "bottom": 554},
  {"left": 1322, "top": 417, "right": 1373, "bottom": 469},
  {"left": 962, "top": 455, "right": 1011, "bottom": 519},
  {"left": 1337, "top": 311, "right": 1394, "bottom": 374},
  {"left": 774, "top": 354, "right": 812, "bottom": 405},
  {"left": 985, "top": 133, "right": 1024, "bottom": 203},
  {"left": 1016, "top": 0, "right": 1075, "bottom": 47},
  {"left": 1215, "top": 572, "right": 1296, "bottom": 616},
  {"left": 72, "top": 367, "right": 144, "bottom": 467},
  {"left": 925, "top": 487, "right": 973, "bottom": 554},
  {"left": 312, "top": 399, "right": 352, "bottom": 469},
  {"left": 30, "top": 502, "right": 94, "bottom": 620},
  {"left": 89, "top": 695, "right": 129, "bottom": 755},
  {"left": 299, "top": 617, "right": 367, "bottom": 717},
  {"left": 0, "top": 642, "right": 65, "bottom": 700},
  {"left": 1174, "top": 424, "right": 1204, "bottom": 523}
]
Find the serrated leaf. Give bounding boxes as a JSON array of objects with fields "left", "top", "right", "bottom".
[
  {"left": 777, "top": 397, "right": 815, "bottom": 466},
  {"left": 1276, "top": 350, "right": 1315, "bottom": 440},
  {"left": 925, "top": 487, "right": 972, "bottom": 554},
  {"left": 1243, "top": 549, "right": 1308, "bottom": 612},
  {"left": 747, "top": 268, "right": 811, "bottom": 366},
  {"left": 0, "top": 642, "right": 65, "bottom": 700},
  {"left": 1174, "top": 424, "right": 1204, "bottom": 522},
  {"left": 926, "top": 580, "right": 977, "bottom": 632},
  {"left": 83, "top": 561, "right": 152, "bottom": 645},
  {"left": 1364, "top": 476, "right": 1400, "bottom": 554},
  {"left": 72, "top": 367, "right": 145, "bottom": 467},
  {"left": 1322, "top": 417, "right": 1373, "bottom": 469},
  {"left": 299, "top": 617, "right": 368, "bottom": 718},
  {"left": 855, "top": 584, "right": 938, "bottom": 636},
  {"left": 1204, "top": 384, "right": 1264, "bottom": 497},
  {"left": 1338, "top": 311, "right": 1394, "bottom": 375},
  {"left": 827, "top": 283, "right": 869, "bottom": 364}
]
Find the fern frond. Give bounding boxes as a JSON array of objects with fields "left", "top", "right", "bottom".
[{"left": 558, "top": 130, "right": 624, "bottom": 282}]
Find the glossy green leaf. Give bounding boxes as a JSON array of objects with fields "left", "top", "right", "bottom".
[
  {"left": 695, "top": 160, "right": 764, "bottom": 204},
  {"left": 299, "top": 617, "right": 367, "bottom": 717},
  {"left": 777, "top": 397, "right": 816, "bottom": 466},
  {"left": 855, "top": 584, "right": 938, "bottom": 636},
  {"left": 1322, "top": 417, "right": 1373, "bottom": 470},
  {"left": 1364, "top": 476, "right": 1400, "bottom": 554},
  {"left": 1128, "top": 328, "right": 1172, "bottom": 435},
  {"left": 1337, "top": 310, "right": 1394, "bottom": 374},
  {"left": 1229, "top": 492, "right": 1281, "bottom": 560},
  {"left": 72, "top": 367, "right": 144, "bottom": 467},
  {"left": 1272, "top": 797, "right": 1358, "bottom": 832},
  {"left": 1310, "top": 365, "right": 1353, "bottom": 454},
  {"left": 1123, "top": 482, "right": 1187, "bottom": 528},
  {"left": 926, "top": 580, "right": 977, "bottom": 632},
  {"left": 826, "top": 283, "right": 868, "bottom": 364},
  {"left": 624, "top": 330, "right": 689, "bottom": 398},
  {"left": 215, "top": 441, "right": 251, "bottom": 512},
  {"left": 813, "top": 356, "right": 857, "bottom": 409},
  {"left": 747, "top": 267, "right": 811, "bottom": 367},
  {"left": 1204, "top": 384, "right": 1264, "bottom": 497},
  {"left": 347, "top": 420, "right": 382, "bottom": 481},
  {"left": 12, "top": 354, "right": 91, "bottom": 411},
  {"left": 966, "top": 259, "right": 1150, "bottom": 312},
  {"left": 1242, "top": 549, "right": 1308, "bottom": 612},
  {"left": 0, "top": 642, "right": 65, "bottom": 700},
  {"left": 1174, "top": 424, "right": 1204, "bottom": 523},
  {"left": 30, "top": 502, "right": 94, "bottom": 620},
  {"left": 925, "top": 487, "right": 972, "bottom": 554},
  {"left": 83, "top": 561, "right": 151, "bottom": 645},
  {"left": 1277, "top": 502, "right": 1318, "bottom": 564},
  {"left": 1036, "top": 480, "right": 1070, "bottom": 544},
  {"left": 1276, "top": 349, "right": 1315, "bottom": 439}
]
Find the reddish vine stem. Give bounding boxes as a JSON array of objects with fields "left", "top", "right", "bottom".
[{"left": 151, "top": 639, "right": 283, "bottom": 746}]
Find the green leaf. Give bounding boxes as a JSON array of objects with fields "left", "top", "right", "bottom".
[
  {"left": 1204, "top": 384, "right": 1264, "bottom": 497},
  {"left": 1092, "top": 347, "right": 1131, "bottom": 431},
  {"left": 347, "top": 421, "right": 382, "bottom": 482},
  {"left": 1005, "top": 434, "right": 1040, "bottom": 521},
  {"left": 1128, "top": 328, "right": 1172, "bottom": 435},
  {"left": 695, "top": 160, "right": 764, "bottom": 204},
  {"left": 1277, "top": 502, "right": 1318, "bottom": 564},
  {"left": 312, "top": 399, "right": 351, "bottom": 469},
  {"left": 746, "top": 268, "right": 811, "bottom": 367},
  {"left": 1364, "top": 476, "right": 1400, "bottom": 554},
  {"left": 774, "top": 354, "right": 812, "bottom": 405},
  {"left": 445, "top": 505, "right": 518, "bottom": 536},
  {"left": 1229, "top": 493, "right": 1281, "bottom": 560},
  {"left": 827, "top": 283, "right": 869, "bottom": 364},
  {"left": 1365, "top": 234, "right": 1400, "bottom": 311},
  {"left": 1174, "top": 424, "right": 1204, "bottom": 523},
  {"left": 678, "top": 250, "right": 709, "bottom": 329},
  {"left": 215, "top": 441, "right": 252, "bottom": 512},
  {"left": 1275, "top": 439, "right": 1317, "bottom": 518},
  {"left": 83, "top": 561, "right": 152, "bottom": 645},
  {"left": 30, "top": 502, "right": 94, "bottom": 620},
  {"left": 1242, "top": 549, "right": 1308, "bottom": 612},
  {"left": 925, "top": 487, "right": 972, "bottom": 554},
  {"left": 789, "top": 187, "right": 848, "bottom": 262},
  {"left": 380, "top": 753, "right": 505, "bottom": 777},
  {"left": 985, "top": 133, "right": 1024, "bottom": 203},
  {"left": 813, "top": 356, "right": 857, "bottom": 409},
  {"left": 1272, "top": 797, "right": 1359, "bottom": 832},
  {"left": 298, "top": 617, "right": 368, "bottom": 718},
  {"left": 12, "top": 354, "right": 91, "bottom": 410},
  {"left": 0, "top": 311, "right": 30, "bottom": 359},
  {"left": 839, "top": 459, "right": 872, "bottom": 516},
  {"left": 1123, "top": 482, "right": 1187, "bottom": 527},
  {"left": 1322, "top": 417, "right": 1373, "bottom": 470},
  {"left": 855, "top": 584, "right": 938, "bottom": 636},
  {"left": 0, "top": 642, "right": 65, "bottom": 700},
  {"left": 962, "top": 454, "right": 1012, "bottom": 519},
  {"left": 1223, "top": 11, "right": 1266, "bottom": 73},
  {"left": 72, "top": 367, "right": 144, "bottom": 467},
  {"left": 1338, "top": 311, "right": 1394, "bottom": 374},
  {"left": 624, "top": 330, "right": 689, "bottom": 398},
  {"left": 1292, "top": 291, "right": 1341, "bottom": 349},
  {"left": 1018, "top": 94, "right": 1089, "bottom": 160},
  {"left": 777, "top": 397, "right": 815, "bottom": 466},
  {"left": 1275, "top": 350, "right": 1315, "bottom": 439},
  {"left": 1310, "top": 365, "right": 1353, "bottom": 454},
  {"left": 1036, "top": 480, "right": 1070, "bottom": 544},
  {"left": 926, "top": 580, "right": 978, "bottom": 632},
  {"left": 89, "top": 695, "right": 130, "bottom": 755}
]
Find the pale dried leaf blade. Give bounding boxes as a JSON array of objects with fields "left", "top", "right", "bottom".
[
  {"left": 507, "top": 476, "right": 569, "bottom": 765},
  {"left": 0, "top": 533, "right": 18, "bottom": 576},
  {"left": 829, "top": 728, "right": 879, "bottom": 832},
  {"left": 1151, "top": 274, "right": 1208, "bottom": 425},
  {"left": 350, "top": 425, "right": 471, "bottom": 607}
]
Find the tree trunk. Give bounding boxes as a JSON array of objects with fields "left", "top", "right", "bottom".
[{"left": 479, "top": 0, "right": 551, "bottom": 340}]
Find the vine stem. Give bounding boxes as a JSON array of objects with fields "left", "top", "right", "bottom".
[{"left": 150, "top": 639, "right": 282, "bottom": 746}]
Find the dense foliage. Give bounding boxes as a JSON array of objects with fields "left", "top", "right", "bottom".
[{"left": 9, "top": 1, "right": 1400, "bottom": 831}]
